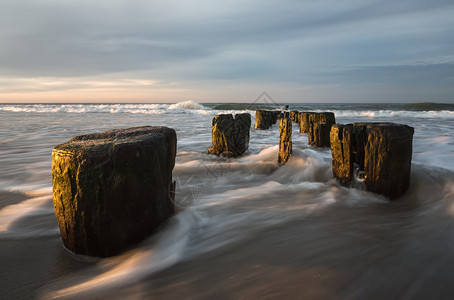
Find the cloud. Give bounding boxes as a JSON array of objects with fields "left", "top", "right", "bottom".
[{"left": 0, "top": 0, "right": 453, "bottom": 102}]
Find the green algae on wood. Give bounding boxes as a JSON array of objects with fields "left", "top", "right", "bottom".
[
  {"left": 330, "top": 122, "right": 414, "bottom": 200},
  {"left": 52, "top": 126, "right": 177, "bottom": 257},
  {"left": 278, "top": 116, "right": 292, "bottom": 165},
  {"left": 308, "top": 112, "right": 336, "bottom": 147},
  {"left": 254, "top": 110, "right": 272, "bottom": 130},
  {"left": 208, "top": 113, "right": 251, "bottom": 157}
]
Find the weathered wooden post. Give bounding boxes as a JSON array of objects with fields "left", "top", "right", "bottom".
[
  {"left": 299, "top": 112, "right": 315, "bottom": 133},
  {"left": 208, "top": 113, "right": 251, "bottom": 157},
  {"left": 310, "top": 122, "right": 332, "bottom": 147},
  {"left": 330, "top": 122, "right": 414, "bottom": 199},
  {"left": 310, "top": 112, "right": 336, "bottom": 126},
  {"left": 308, "top": 112, "right": 336, "bottom": 147},
  {"left": 271, "top": 111, "right": 281, "bottom": 125},
  {"left": 290, "top": 111, "right": 299, "bottom": 123},
  {"left": 278, "top": 112, "right": 292, "bottom": 165},
  {"left": 52, "top": 126, "right": 176, "bottom": 257},
  {"left": 362, "top": 123, "right": 414, "bottom": 199},
  {"left": 255, "top": 110, "right": 272, "bottom": 129},
  {"left": 330, "top": 124, "right": 354, "bottom": 186}
]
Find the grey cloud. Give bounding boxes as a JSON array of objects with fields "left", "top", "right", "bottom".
[
  {"left": 306, "top": 63, "right": 454, "bottom": 102},
  {"left": 0, "top": 0, "right": 453, "bottom": 102},
  {"left": 326, "top": 63, "right": 454, "bottom": 85}
]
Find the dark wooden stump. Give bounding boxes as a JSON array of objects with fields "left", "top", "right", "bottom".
[
  {"left": 330, "top": 124, "right": 354, "bottom": 186},
  {"left": 308, "top": 112, "right": 336, "bottom": 147},
  {"left": 290, "top": 111, "right": 299, "bottom": 123},
  {"left": 254, "top": 110, "right": 273, "bottom": 129},
  {"left": 208, "top": 113, "right": 251, "bottom": 157},
  {"left": 363, "top": 123, "right": 414, "bottom": 199},
  {"left": 52, "top": 126, "right": 177, "bottom": 257},
  {"left": 330, "top": 122, "right": 414, "bottom": 200},
  {"left": 271, "top": 111, "right": 281, "bottom": 124},
  {"left": 299, "top": 112, "right": 315, "bottom": 133},
  {"left": 309, "top": 112, "right": 336, "bottom": 127},
  {"left": 309, "top": 122, "right": 332, "bottom": 147}
]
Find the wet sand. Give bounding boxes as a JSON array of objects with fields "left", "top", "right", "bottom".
[
  {"left": 97, "top": 204, "right": 454, "bottom": 300},
  {"left": 0, "top": 191, "right": 28, "bottom": 210},
  {"left": 0, "top": 192, "right": 97, "bottom": 300}
]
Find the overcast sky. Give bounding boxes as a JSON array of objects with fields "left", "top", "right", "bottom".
[{"left": 1, "top": 0, "right": 453, "bottom": 103}]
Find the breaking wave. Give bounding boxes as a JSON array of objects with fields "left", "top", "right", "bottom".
[
  {"left": 2, "top": 102, "right": 453, "bottom": 119},
  {"left": 168, "top": 101, "right": 208, "bottom": 110},
  {"left": 332, "top": 109, "right": 454, "bottom": 119},
  {"left": 0, "top": 101, "right": 212, "bottom": 115}
]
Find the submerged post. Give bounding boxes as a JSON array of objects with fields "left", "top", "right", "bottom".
[
  {"left": 52, "top": 126, "right": 177, "bottom": 257},
  {"left": 278, "top": 112, "right": 292, "bottom": 165}
]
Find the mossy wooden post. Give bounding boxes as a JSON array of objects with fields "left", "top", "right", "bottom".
[
  {"left": 52, "top": 126, "right": 177, "bottom": 257},
  {"left": 308, "top": 112, "right": 336, "bottom": 147},
  {"left": 296, "top": 112, "right": 301, "bottom": 124},
  {"left": 363, "top": 123, "right": 414, "bottom": 199},
  {"left": 208, "top": 113, "right": 251, "bottom": 157},
  {"left": 330, "top": 122, "right": 414, "bottom": 200},
  {"left": 209, "top": 114, "right": 234, "bottom": 155},
  {"left": 255, "top": 110, "right": 272, "bottom": 129},
  {"left": 299, "top": 112, "right": 315, "bottom": 133},
  {"left": 330, "top": 124, "right": 354, "bottom": 186},
  {"left": 290, "top": 111, "right": 299, "bottom": 123},
  {"left": 278, "top": 115, "right": 292, "bottom": 165},
  {"left": 308, "top": 112, "right": 336, "bottom": 131},
  {"left": 310, "top": 122, "right": 332, "bottom": 147}
]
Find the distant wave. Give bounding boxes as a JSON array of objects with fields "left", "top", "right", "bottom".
[
  {"left": 1, "top": 102, "right": 453, "bottom": 118},
  {"left": 0, "top": 101, "right": 212, "bottom": 115},
  {"left": 0, "top": 104, "right": 164, "bottom": 114},
  {"left": 332, "top": 109, "right": 454, "bottom": 119},
  {"left": 168, "top": 101, "right": 208, "bottom": 110},
  {"left": 210, "top": 103, "right": 282, "bottom": 111}
]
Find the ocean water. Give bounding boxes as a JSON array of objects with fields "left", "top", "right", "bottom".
[{"left": 1, "top": 101, "right": 454, "bottom": 299}]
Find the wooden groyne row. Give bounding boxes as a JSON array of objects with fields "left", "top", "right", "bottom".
[
  {"left": 51, "top": 110, "right": 414, "bottom": 257},
  {"left": 208, "top": 110, "right": 413, "bottom": 200}
]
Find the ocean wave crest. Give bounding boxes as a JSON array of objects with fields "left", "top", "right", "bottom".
[
  {"left": 0, "top": 101, "right": 213, "bottom": 115},
  {"left": 2, "top": 102, "right": 453, "bottom": 118},
  {"left": 168, "top": 101, "right": 209, "bottom": 110},
  {"left": 333, "top": 109, "right": 454, "bottom": 119}
]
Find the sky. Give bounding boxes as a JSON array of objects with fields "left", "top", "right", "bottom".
[{"left": 0, "top": 0, "right": 453, "bottom": 103}]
